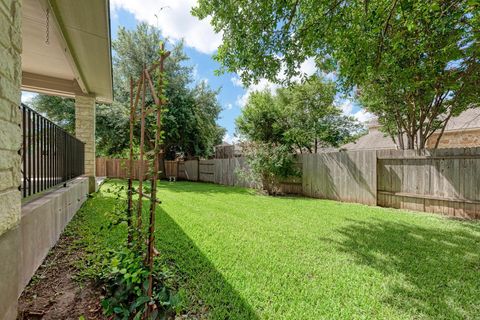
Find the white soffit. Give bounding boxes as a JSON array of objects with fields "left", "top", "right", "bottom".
[
  {"left": 21, "top": 0, "right": 113, "bottom": 103},
  {"left": 50, "top": 0, "right": 113, "bottom": 103},
  {"left": 21, "top": 0, "right": 76, "bottom": 82}
]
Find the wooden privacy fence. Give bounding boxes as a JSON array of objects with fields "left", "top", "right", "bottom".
[
  {"left": 96, "top": 157, "right": 300, "bottom": 193},
  {"left": 301, "top": 148, "right": 479, "bottom": 219},
  {"left": 96, "top": 158, "right": 151, "bottom": 180},
  {"left": 96, "top": 147, "right": 480, "bottom": 219},
  {"left": 301, "top": 150, "right": 377, "bottom": 205},
  {"left": 376, "top": 148, "right": 480, "bottom": 218}
]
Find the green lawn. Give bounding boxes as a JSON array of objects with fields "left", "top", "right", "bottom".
[{"left": 76, "top": 180, "right": 480, "bottom": 320}]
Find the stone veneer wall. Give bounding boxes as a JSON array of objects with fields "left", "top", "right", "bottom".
[
  {"left": 0, "top": 0, "right": 22, "bottom": 237},
  {"left": 0, "top": 0, "right": 22, "bottom": 318},
  {"left": 427, "top": 129, "right": 480, "bottom": 149},
  {"left": 75, "top": 95, "right": 96, "bottom": 192}
]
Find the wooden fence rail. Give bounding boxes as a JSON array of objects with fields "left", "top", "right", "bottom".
[{"left": 96, "top": 147, "right": 480, "bottom": 219}]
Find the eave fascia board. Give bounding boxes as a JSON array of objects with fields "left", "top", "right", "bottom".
[{"left": 21, "top": 71, "right": 84, "bottom": 98}]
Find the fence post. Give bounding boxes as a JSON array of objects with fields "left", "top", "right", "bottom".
[{"left": 197, "top": 159, "right": 200, "bottom": 182}]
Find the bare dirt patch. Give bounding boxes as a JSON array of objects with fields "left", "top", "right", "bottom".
[{"left": 17, "top": 232, "right": 105, "bottom": 320}]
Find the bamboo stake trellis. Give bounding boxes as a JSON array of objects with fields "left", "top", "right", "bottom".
[{"left": 126, "top": 43, "right": 170, "bottom": 316}]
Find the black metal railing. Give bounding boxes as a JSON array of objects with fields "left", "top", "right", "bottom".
[{"left": 21, "top": 103, "right": 85, "bottom": 198}]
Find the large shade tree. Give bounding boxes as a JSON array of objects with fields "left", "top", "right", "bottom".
[
  {"left": 194, "top": 0, "right": 480, "bottom": 149},
  {"left": 31, "top": 23, "right": 225, "bottom": 158}
]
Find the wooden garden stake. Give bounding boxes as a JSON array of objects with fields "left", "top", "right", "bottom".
[
  {"left": 136, "top": 69, "right": 146, "bottom": 233},
  {"left": 127, "top": 72, "right": 144, "bottom": 245},
  {"left": 146, "top": 43, "right": 169, "bottom": 315},
  {"left": 127, "top": 77, "right": 134, "bottom": 244}
]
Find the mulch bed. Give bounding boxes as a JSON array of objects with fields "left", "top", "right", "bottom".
[{"left": 17, "top": 232, "right": 106, "bottom": 320}]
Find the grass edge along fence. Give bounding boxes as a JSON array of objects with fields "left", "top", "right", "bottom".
[{"left": 97, "top": 147, "right": 480, "bottom": 219}]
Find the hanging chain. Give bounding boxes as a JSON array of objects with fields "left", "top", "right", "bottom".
[{"left": 45, "top": 8, "right": 50, "bottom": 45}]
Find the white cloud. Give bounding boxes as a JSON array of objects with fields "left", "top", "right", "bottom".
[
  {"left": 338, "top": 99, "right": 354, "bottom": 115},
  {"left": 235, "top": 78, "right": 280, "bottom": 107},
  {"left": 21, "top": 91, "right": 37, "bottom": 104},
  {"left": 334, "top": 98, "right": 373, "bottom": 123},
  {"left": 230, "top": 76, "right": 243, "bottom": 87},
  {"left": 232, "top": 57, "right": 320, "bottom": 108},
  {"left": 226, "top": 103, "right": 233, "bottom": 110},
  {"left": 223, "top": 133, "right": 240, "bottom": 144},
  {"left": 353, "top": 109, "right": 374, "bottom": 123},
  {"left": 322, "top": 71, "right": 337, "bottom": 82},
  {"left": 298, "top": 57, "right": 317, "bottom": 77},
  {"left": 111, "top": 0, "right": 222, "bottom": 54}
]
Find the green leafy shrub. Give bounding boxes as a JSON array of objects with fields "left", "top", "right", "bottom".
[
  {"left": 99, "top": 248, "right": 186, "bottom": 319},
  {"left": 242, "top": 142, "right": 299, "bottom": 195}
]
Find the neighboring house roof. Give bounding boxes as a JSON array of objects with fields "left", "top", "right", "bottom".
[
  {"left": 234, "top": 143, "right": 243, "bottom": 155},
  {"left": 442, "top": 108, "right": 480, "bottom": 132},
  {"left": 342, "top": 125, "right": 398, "bottom": 151},
  {"left": 216, "top": 142, "right": 233, "bottom": 147},
  {"left": 343, "top": 108, "right": 480, "bottom": 151}
]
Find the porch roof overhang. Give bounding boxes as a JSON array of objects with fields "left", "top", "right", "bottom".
[{"left": 21, "top": 0, "right": 113, "bottom": 103}]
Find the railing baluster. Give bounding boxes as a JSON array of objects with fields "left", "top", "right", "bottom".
[
  {"left": 38, "top": 117, "right": 45, "bottom": 191},
  {"left": 27, "top": 108, "right": 32, "bottom": 197},
  {"left": 54, "top": 125, "right": 56, "bottom": 185},
  {"left": 22, "top": 105, "right": 26, "bottom": 197},
  {"left": 37, "top": 113, "right": 40, "bottom": 193},
  {"left": 47, "top": 120, "right": 50, "bottom": 188},
  {"left": 63, "top": 132, "right": 67, "bottom": 185},
  {"left": 32, "top": 112, "right": 36, "bottom": 194},
  {"left": 51, "top": 122, "right": 53, "bottom": 188},
  {"left": 55, "top": 125, "right": 58, "bottom": 185},
  {"left": 20, "top": 104, "right": 85, "bottom": 199}
]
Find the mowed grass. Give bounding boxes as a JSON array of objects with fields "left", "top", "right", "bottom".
[{"left": 77, "top": 180, "right": 480, "bottom": 320}]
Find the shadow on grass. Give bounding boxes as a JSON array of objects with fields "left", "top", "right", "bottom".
[
  {"left": 155, "top": 207, "right": 259, "bottom": 320},
  {"left": 87, "top": 186, "right": 258, "bottom": 318},
  {"left": 335, "top": 218, "right": 480, "bottom": 319}
]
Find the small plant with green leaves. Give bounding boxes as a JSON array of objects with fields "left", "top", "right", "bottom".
[{"left": 99, "top": 248, "right": 185, "bottom": 319}]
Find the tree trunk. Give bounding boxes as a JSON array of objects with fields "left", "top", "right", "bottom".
[{"left": 407, "top": 134, "right": 415, "bottom": 150}]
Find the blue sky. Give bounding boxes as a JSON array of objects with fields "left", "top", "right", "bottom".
[{"left": 22, "top": 0, "right": 370, "bottom": 143}]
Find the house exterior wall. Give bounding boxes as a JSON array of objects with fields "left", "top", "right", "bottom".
[
  {"left": 75, "top": 95, "right": 96, "bottom": 192},
  {"left": 427, "top": 129, "right": 480, "bottom": 149},
  {"left": 0, "top": 0, "right": 22, "bottom": 236},
  {"left": 0, "top": 0, "right": 22, "bottom": 318}
]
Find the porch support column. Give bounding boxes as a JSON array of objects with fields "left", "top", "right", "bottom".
[{"left": 75, "top": 95, "right": 96, "bottom": 193}]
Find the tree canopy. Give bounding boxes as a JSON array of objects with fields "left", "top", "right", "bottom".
[
  {"left": 31, "top": 23, "right": 225, "bottom": 159},
  {"left": 237, "top": 76, "right": 361, "bottom": 152},
  {"left": 194, "top": 0, "right": 480, "bottom": 149}
]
